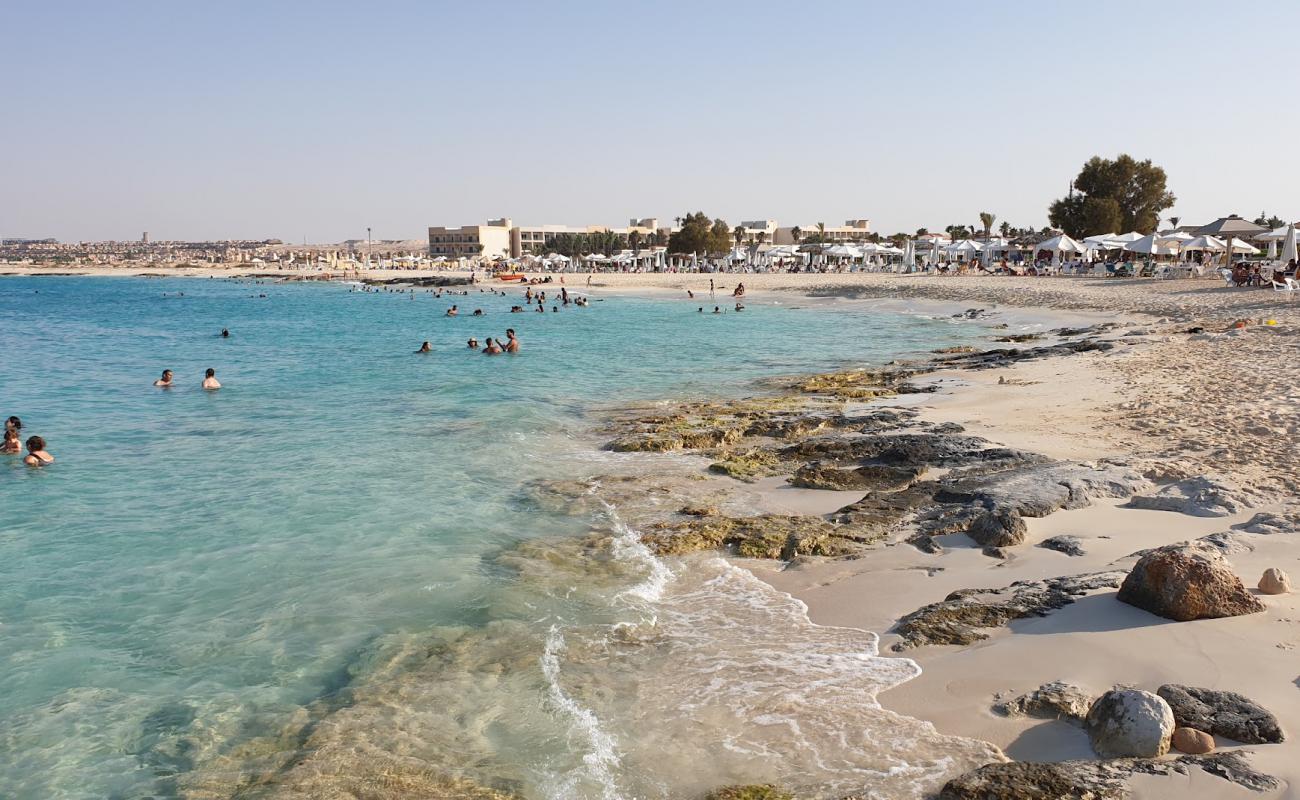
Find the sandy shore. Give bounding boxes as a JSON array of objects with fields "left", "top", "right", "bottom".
[{"left": 9, "top": 266, "right": 1298, "bottom": 798}]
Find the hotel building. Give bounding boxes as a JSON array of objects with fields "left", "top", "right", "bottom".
[{"left": 774, "top": 219, "right": 871, "bottom": 244}]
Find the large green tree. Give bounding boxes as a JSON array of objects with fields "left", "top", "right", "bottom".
[
  {"left": 668, "top": 212, "right": 731, "bottom": 255},
  {"left": 1048, "top": 154, "right": 1175, "bottom": 237}
]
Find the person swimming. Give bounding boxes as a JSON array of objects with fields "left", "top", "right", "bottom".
[
  {"left": 446, "top": 305, "right": 458, "bottom": 317},
  {"left": 503, "top": 329, "right": 519, "bottom": 353},
  {"left": 467, "top": 338, "right": 479, "bottom": 349},
  {"left": 473, "top": 309, "right": 484, "bottom": 316},
  {"left": 1, "top": 429, "right": 20, "bottom": 454},
  {"left": 23, "top": 435, "right": 53, "bottom": 467},
  {"left": 202, "top": 368, "right": 222, "bottom": 390},
  {"left": 734, "top": 303, "right": 745, "bottom": 311},
  {"left": 713, "top": 306, "right": 721, "bottom": 314},
  {"left": 5, "top": 416, "right": 21, "bottom": 436},
  {"left": 483, "top": 338, "right": 503, "bottom": 355},
  {"left": 154, "top": 369, "right": 174, "bottom": 387},
  {"left": 416, "top": 341, "right": 432, "bottom": 353},
  {"left": 220, "top": 328, "right": 230, "bottom": 338},
  {"left": 535, "top": 304, "right": 544, "bottom": 313}
]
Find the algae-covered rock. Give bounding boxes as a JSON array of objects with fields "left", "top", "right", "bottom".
[
  {"left": 703, "top": 785, "right": 794, "bottom": 800},
  {"left": 789, "top": 463, "right": 925, "bottom": 492},
  {"left": 709, "top": 449, "right": 782, "bottom": 481},
  {"left": 608, "top": 432, "right": 686, "bottom": 452},
  {"left": 642, "top": 515, "right": 859, "bottom": 561}
]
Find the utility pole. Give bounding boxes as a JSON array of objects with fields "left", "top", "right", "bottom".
[{"left": 366, "top": 226, "right": 372, "bottom": 269}]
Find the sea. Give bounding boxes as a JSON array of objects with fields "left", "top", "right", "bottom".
[{"left": 0, "top": 276, "right": 1003, "bottom": 799}]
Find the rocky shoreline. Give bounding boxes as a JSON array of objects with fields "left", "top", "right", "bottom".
[{"left": 528, "top": 312, "right": 1294, "bottom": 799}]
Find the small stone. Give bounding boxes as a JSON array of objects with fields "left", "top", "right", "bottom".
[
  {"left": 1258, "top": 568, "right": 1291, "bottom": 595},
  {"left": 1172, "top": 727, "right": 1215, "bottom": 754},
  {"left": 1085, "top": 688, "right": 1175, "bottom": 758}
]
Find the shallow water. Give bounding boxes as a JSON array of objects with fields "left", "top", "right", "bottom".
[{"left": 0, "top": 277, "right": 995, "bottom": 799}]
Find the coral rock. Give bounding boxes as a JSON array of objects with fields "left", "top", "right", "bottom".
[{"left": 1116, "top": 543, "right": 1265, "bottom": 621}]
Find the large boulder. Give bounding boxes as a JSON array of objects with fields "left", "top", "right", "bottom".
[
  {"left": 967, "top": 508, "right": 1027, "bottom": 547},
  {"left": 1085, "top": 688, "right": 1175, "bottom": 758},
  {"left": 1116, "top": 543, "right": 1265, "bottom": 621},
  {"left": 1156, "top": 684, "right": 1285, "bottom": 744},
  {"left": 939, "top": 761, "right": 1128, "bottom": 800}
]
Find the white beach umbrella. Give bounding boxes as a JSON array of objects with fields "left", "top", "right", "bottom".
[
  {"left": 1110, "top": 232, "right": 1145, "bottom": 243},
  {"left": 1222, "top": 237, "right": 1260, "bottom": 255},
  {"left": 1178, "top": 235, "right": 1226, "bottom": 252},
  {"left": 824, "top": 244, "right": 860, "bottom": 258},
  {"left": 903, "top": 239, "right": 916, "bottom": 269},
  {"left": 1123, "top": 233, "right": 1177, "bottom": 256},
  {"left": 1280, "top": 224, "right": 1298, "bottom": 264},
  {"left": 1033, "top": 234, "right": 1086, "bottom": 254},
  {"left": 1156, "top": 231, "right": 1194, "bottom": 245}
]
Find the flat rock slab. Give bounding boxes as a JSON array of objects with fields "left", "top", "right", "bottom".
[{"left": 1126, "top": 477, "right": 1253, "bottom": 518}]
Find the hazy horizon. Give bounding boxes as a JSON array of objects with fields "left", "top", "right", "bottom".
[{"left": 4, "top": 0, "right": 1297, "bottom": 243}]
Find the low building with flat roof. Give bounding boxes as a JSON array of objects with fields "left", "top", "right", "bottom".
[
  {"left": 427, "top": 219, "right": 512, "bottom": 259},
  {"left": 774, "top": 219, "right": 871, "bottom": 244}
]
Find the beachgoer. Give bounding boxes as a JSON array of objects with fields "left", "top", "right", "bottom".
[
  {"left": 698, "top": 307, "right": 704, "bottom": 312},
  {"left": 473, "top": 309, "right": 484, "bottom": 316},
  {"left": 467, "top": 338, "right": 479, "bottom": 349},
  {"left": 5, "top": 416, "right": 21, "bottom": 435},
  {"left": 446, "top": 305, "right": 458, "bottom": 317},
  {"left": 503, "top": 329, "right": 519, "bottom": 353},
  {"left": 535, "top": 305, "right": 544, "bottom": 313},
  {"left": 416, "top": 341, "right": 432, "bottom": 353},
  {"left": 221, "top": 328, "right": 230, "bottom": 338},
  {"left": 154, "top": 369, "right": 174, "bottom": 387},
  {"left": 713, "top": 306, "right": 721, "bottom": 314},
  {"left": 1, "top": 429, "right": 20, "bottom": 454},
  {"left": 734, "top": 303, "right": 744, "bottom": 311},
  {"left": 687, "top": 290, "right": 694, "bottom": 299},
  {"left": 733, "top": 282, "right": 745, "bottom": 298},
  {"left": 23, "top": 435, "right": 53, "bottom": 467},
  {"left": 202, "top": 368, "right": 222, "bottom": 390},
  {"left": 483, "top": 338, "right": 503, "bottom": 355}
]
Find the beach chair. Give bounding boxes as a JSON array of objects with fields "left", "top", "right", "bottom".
[
  {"left": 1272, "top": 277, "right": 1298, "bottom": 298},
  {"left": 1218, "top": 269, "right": 1235, "bottom": 287}
]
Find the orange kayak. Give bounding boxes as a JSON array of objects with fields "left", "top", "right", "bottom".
[{"left": 496, "top": 273, "right": 525, "bottom": 281}]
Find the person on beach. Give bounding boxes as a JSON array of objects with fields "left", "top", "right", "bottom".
[
  {"left": 503, "top": 329, "right": 519, "bottom": 353},
  {"left": 154, "top": 369, "right": 174, "bottom": 387},
  {"left": 23, "top": 436, "right": 53, "bottom": 467},
  {"left": 467, "top": 338, "right": 479, "bottom": 350},
  {"left": 2, "top": 429, "right": 20, "bottom": 454},
  {"left": 446, "top": 305, "right": 458, "bottom": 317},
  {"left": 733, "top": 282, "right": 745, "bottom": 298},
  {"left": 416, "top": 341, "right": 432, "bottom": 353},
  {"left": 687, "top": 290, "right": 694, "bottom": 299},
  {"left": 483, "top": 338, "right": 503, "bottom": 355},
  {"left": 202, "top": 368, "right": 222, "bottom": 390}
]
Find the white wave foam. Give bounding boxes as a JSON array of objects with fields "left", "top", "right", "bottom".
[
  {"left": 539, "top": 625, "right": 626, "bottom": 800},
  {"left": 599, "top": 499, "right": 674, "bottom": 605}
]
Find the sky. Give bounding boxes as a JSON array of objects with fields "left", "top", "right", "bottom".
[{"left": 2, "top": 0, "right": 1297, "bottom": 243}]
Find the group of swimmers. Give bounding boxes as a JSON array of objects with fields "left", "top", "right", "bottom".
[
  {"left": 2, "top": 416, "right": 53, "bottom": 468},
  {"left": 416, "top": 328, "right": 520, "bottom": 355},
  {"left": 154, "top": 368, "right": 222, "bottom": 390}
]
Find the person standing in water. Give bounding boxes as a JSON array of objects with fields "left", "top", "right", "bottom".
[
  {"left": 483, "top": 338, "right": 503, "bottom": 355},
  {"left": 154, "top": 369, "right": 174, "bottom": 387},
  {"left": 202, "top": 368, "right": 222, "bottom": 390},
  {"left": 503, "top": 329, "right": 519, "bottom": 353},
  {"left": 2, "top": 429, "right": 20, "bottom": 454}
]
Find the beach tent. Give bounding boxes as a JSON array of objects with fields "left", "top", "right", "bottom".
[
  {"left": 824, "top": 244, "right": 860, "bottom": 258},
  {"left": 1195, "top": 216, "right": 1268, "bottom": 239}
]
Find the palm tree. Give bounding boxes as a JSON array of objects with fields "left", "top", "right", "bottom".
[
  {"left": 734, "top": 226, "right": 746, "bottom": 247},
  {"left": 979, "top": 212, "right": 996, "bottom": 241},
  {"left": 1167, "top": 216, "right": 1181, "bottom": 230},
  {"left": 790, "top": 226, "right": 802, "bottom": 244},
  {"left": 756, "top": 231, "right": 767, "bottom": 245},
  {"left": 998, "top": 221, "right": 1011, "bottom": 238},
  {"left": 817, "top": 222, "right": 826, "bottom": 241},
  {"left": 629, "top": 229, "right": 642, "bottom": 255}
]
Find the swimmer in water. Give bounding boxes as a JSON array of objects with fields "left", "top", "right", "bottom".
[
  {"left": 5, "top": 416, "right": 21, "bottom": 436},
  {"left": 467, "top": 338, "right": 479, "bottom": 349},
  {"left": 415, "top": 341, "right": 432, "bottom": 353},
  {"left": 734, "top": 303, "right": 745, "bottom": 311},
  {"left": 446, "top": 305, "right": 458, "bottom": 317},
  {"left": 1, "top": 429, "right": 20, "bottom": 454},
  {"left": 154, "top": 369, "right": 174, "bottom": 387},
  {"left": 483, "top": 338, "right": 503, "bottom": 355},
  {"left": 503, "top": 329, "right": 519, "bottom": 353},
  {"left": 473, "top": 309, "right": 484, "bottom": 316},
  {"left": 202, "top": 368, "right": 222, "bottom": 390},
  {"left": 713, "top": 306, "right": 721, "bottom": 314},
  {"left": 535, "top": 305, "right": 544, "bottom": 313},
  {"left": 221, "top": 328, "right": 230, "bottom": 338},
  {"left": 23, "top": 435, "right": 53, "bottom": 467}
]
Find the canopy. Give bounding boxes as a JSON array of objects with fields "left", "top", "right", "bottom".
[
  {"left": 875, "top": 244, "right": 904, "bottom": 255},
  {"left": 1083, "top": 233, "right": 1119, "bottom": 245},
  {"left": 824, "top": 244, "right": 861, "bottom": 257},
  {"left": 1195, "top": 216, "right": 1268, "bottom": 238},
  {"left": 764, "top": 245, "right": 800, "bottom": 258},
  {"left": 1156, "top": 231, "right": 1194, "bottom": 245},
  {"left": 1033, "top": 234, "right": 1086, "bottom": 253},
  {"left": 1255, "top": 224, "right": 1299, "bottom": 241},
  {"left": 1110, "top": 231, "right": 1146, "bottom": 243}
]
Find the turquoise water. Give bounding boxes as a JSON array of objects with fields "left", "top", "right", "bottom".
[{"left": 0, "top": 277, "right": 991, "bottom": 799}]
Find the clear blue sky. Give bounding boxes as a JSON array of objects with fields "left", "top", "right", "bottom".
[{"left": 3, "top": 0, "right": 1296, "bottom": 242}]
